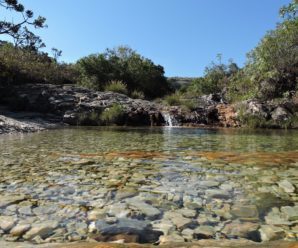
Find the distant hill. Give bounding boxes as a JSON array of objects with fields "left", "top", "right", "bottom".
[{"left": 167, "top": 77, "right": 197, "bottom": 89}]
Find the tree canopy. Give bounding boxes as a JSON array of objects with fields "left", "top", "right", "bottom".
[
  {"left": 242, "top": 0, "right": 297, "bottom": 99},
  {"left": 76, "top": 46, "right": 171, "bottom": 98},
  {"left": 182, "top": 0, "right": 297, "bottom": 102},
  {"left": 0, "top": 0, "right": 296, "bottom": 103},
  {"left": 186, "top": 57, "right": 239, "bottom": 96}
]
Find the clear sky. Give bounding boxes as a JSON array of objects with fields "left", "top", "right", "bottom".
[{"left": 2, "top": 0, "right": 291, "bottom": 77}]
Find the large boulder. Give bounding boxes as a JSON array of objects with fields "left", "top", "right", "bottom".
[
  {"left": 242, "top": 100, "right": 269, "bottom": 119},
  {"left": 90, "top": 218, "right": 162, "bottom": 243},
  {"left": 271, "top": 107, "right": 291, "bottom": 122},
  {"left": 235, "top": 98, "right": 297, "bottom": 128}
]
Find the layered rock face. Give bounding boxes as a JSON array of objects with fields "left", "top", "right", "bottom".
[
  {"left": 1, "top": 84, "right": 165, "bottom": 127},
  {"left": 0, "top": 84, "right": 297, "bottom": 134},
  {"left": 167, "top": 95, "right": 297, "bottom": 128},
  {"left": 237, "top": 99, "right": 298, "bottom": 127},
  {"left": 0, "top": 85, "right": 241, "bottom": 131},
  {"left": 163, "top": 93, "right": 240, "bottom": 127}
]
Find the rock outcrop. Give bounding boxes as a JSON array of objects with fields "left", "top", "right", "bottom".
[
  {"left": 1, "top": 84, "right": 164, "bottom": 127},
  {"left": 164, "top": 94, "right": 240, "bottom": 127},
  {"left": 0, "top": 84, "right": 167, "bottom": 134},
  {"left": 235, "top": 99, "right": 298, "bottom": 127},
  {"left": 0, "top": 84, "right": 297, "bottom": 134},
  {"left": 0, "top": 109, "right": 61, "bottom": 135},
  {"left": 171, "top": 96, "right": 297, "bottom": 128}
]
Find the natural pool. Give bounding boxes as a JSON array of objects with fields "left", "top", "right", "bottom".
[{"left": 0, "top": 127, "right": 297, "bottom": 244}]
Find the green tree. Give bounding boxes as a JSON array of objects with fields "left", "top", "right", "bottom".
[
  {"left": 0, "top": 0, "right": 46, "bottom": 50},
  {"left": 76, "top": 46, "right": 171, "bottom": 98},
  {"left": 0, "top": 42, "right": 77, "bottom": 86},
  {"left": 51, "top": 47, "right": 62, "bottom": 62},
  {"left": 187, "top": 58, "right": 239, "bottom": 96},
  {"left": 227, "top": 0, "right": 297, "bottom": 101},
  {"left": 279, "top": 0, "right": 297, "bottom": 21},
  {"left": 248, "top": 0, "right": 297, "bottom": 98},
  {"left": 0, "top": 2, "right": 76, "bottom": 88}
]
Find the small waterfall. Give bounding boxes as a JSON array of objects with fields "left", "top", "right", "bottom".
[{"left": 161, "top": 111, "right": 178, "bottom": 127}]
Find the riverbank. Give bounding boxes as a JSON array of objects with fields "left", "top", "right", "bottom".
[
  {"left": 0, "top": 84, "right": 164, "bottom": 134},
  {"left": 0, "top": 107, "right": 62, "bottom": 135},
  {"left": 0, "top": 84, "right": 297, "bottom": 135}
]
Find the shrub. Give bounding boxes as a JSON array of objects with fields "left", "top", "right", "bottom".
[
  {"left": 164, "top": 92, "right": 182, "bottom": 106},
  {"left": 76, "top": 46, "right": 171, "bottom": 98},
  {"left": 183, "top": 59, "right": 239, "bottom": 99},
  {"left": 286, "top": 114, "right": 298, "bottom": 129},
  {"left": 225, "top": 69, "right": 258, "bottom": 102},
  {"left": 77, "top": 111, "right": 101, "bottom": 125},
  {"left": 104, "top": 80, "right": 128, "bottom": 95},
  {"left": 238, "top": 113, "right": 268, "bottom": 128},
  {"left": 181, "top": 100, "right": 197, "bottom": 111},
  {"left": 238, "top": 113, "right": 298, "bottom": 129},
  {"left": 163, "top": 91, "right": 197, "bottom": 111},
  {"left": 100, "top": 103, "right": 124, "bottom": 124},
  {"left": 0, "top": 42, "right": 77, "bottom": 87},
  {"left": 233, "top": 1, "right": 298, "bottom": 101},
  {"left": 130, "top": 90, "right": 145, "bottom": 99}
]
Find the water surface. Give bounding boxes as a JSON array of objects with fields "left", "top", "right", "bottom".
[{"left": 0, "top": 127, "right": 297, "bottom": 243}]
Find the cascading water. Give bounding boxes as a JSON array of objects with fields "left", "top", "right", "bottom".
[
  {"left": 162, "top": 112, "right": 173, "bottom": 127},
  {"left": 161, "top": 111, "right": 178, "bottom": 127}
]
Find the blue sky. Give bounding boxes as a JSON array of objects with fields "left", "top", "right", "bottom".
[{"left": 2, "top": 0, "right": 291, "bottom": 76}]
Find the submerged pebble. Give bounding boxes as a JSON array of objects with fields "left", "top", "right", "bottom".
[{"left": 0, "top": 127, "right": 297, "bottom": 244}]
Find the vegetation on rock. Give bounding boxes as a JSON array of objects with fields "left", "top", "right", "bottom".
[
  {"left": 130, "top": 90, "right": 145, "bottom": 99},
  {"left": 104, "top": 80, "right": 128, "bottom": 95},
  {"left": 100, "top": 103, "right": 125, "bottom": 124}
]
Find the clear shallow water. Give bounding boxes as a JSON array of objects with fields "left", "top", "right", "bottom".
[{"left": 0, "top": 127, "right": 297, "bottom": 243}]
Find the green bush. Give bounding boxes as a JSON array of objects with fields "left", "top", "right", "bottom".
[
  {"left": 100, "top": 103, "right": 124, "bottom": 124},
  {"left": 229, "top": 1, "right": 298, "bottom": 101},
  {"left": 76, "top": 46, "right": 171, "bottom": 98},
  {"left": 164, "top": 92, "right": 182, "bottom": 106},
  {"left": 238, "top": 113, "right": 298, "bottom": 129},
  {"left": 183, "top": 59, "right": 239, "bottom": 98},
  {"left": 279, "top": 114, "right": 298, "bottom": 129},
  {"left": 163, "top": 91, "right": 198, "bottom": 111},
  {"left": 130, "top": 90, "right": 145, "bottom": 99},
  {"left": 238, "top": 114, "right": 268, "bottom": 128},
  {"left": 104, "top": 80, "right": 128, "bottom": 95},
  {"left": 77, "top": 111, "right": 101, "bottom": 125},
  {"left": 181, "top": 100, "right": 197, "bottom": 111},
  {"left": 0, "top": 42, "right": 77, "bottom": 87},
  {"left": 226, "top": 69, "right": 258, "bottom": 102}
]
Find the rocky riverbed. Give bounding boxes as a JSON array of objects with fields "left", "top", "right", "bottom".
[
  {"left": 0, "top": 240, "right": 297, "bottom": 248},
  {"left": 0, "top": 128, "right": 297, "bottom": 246}
]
